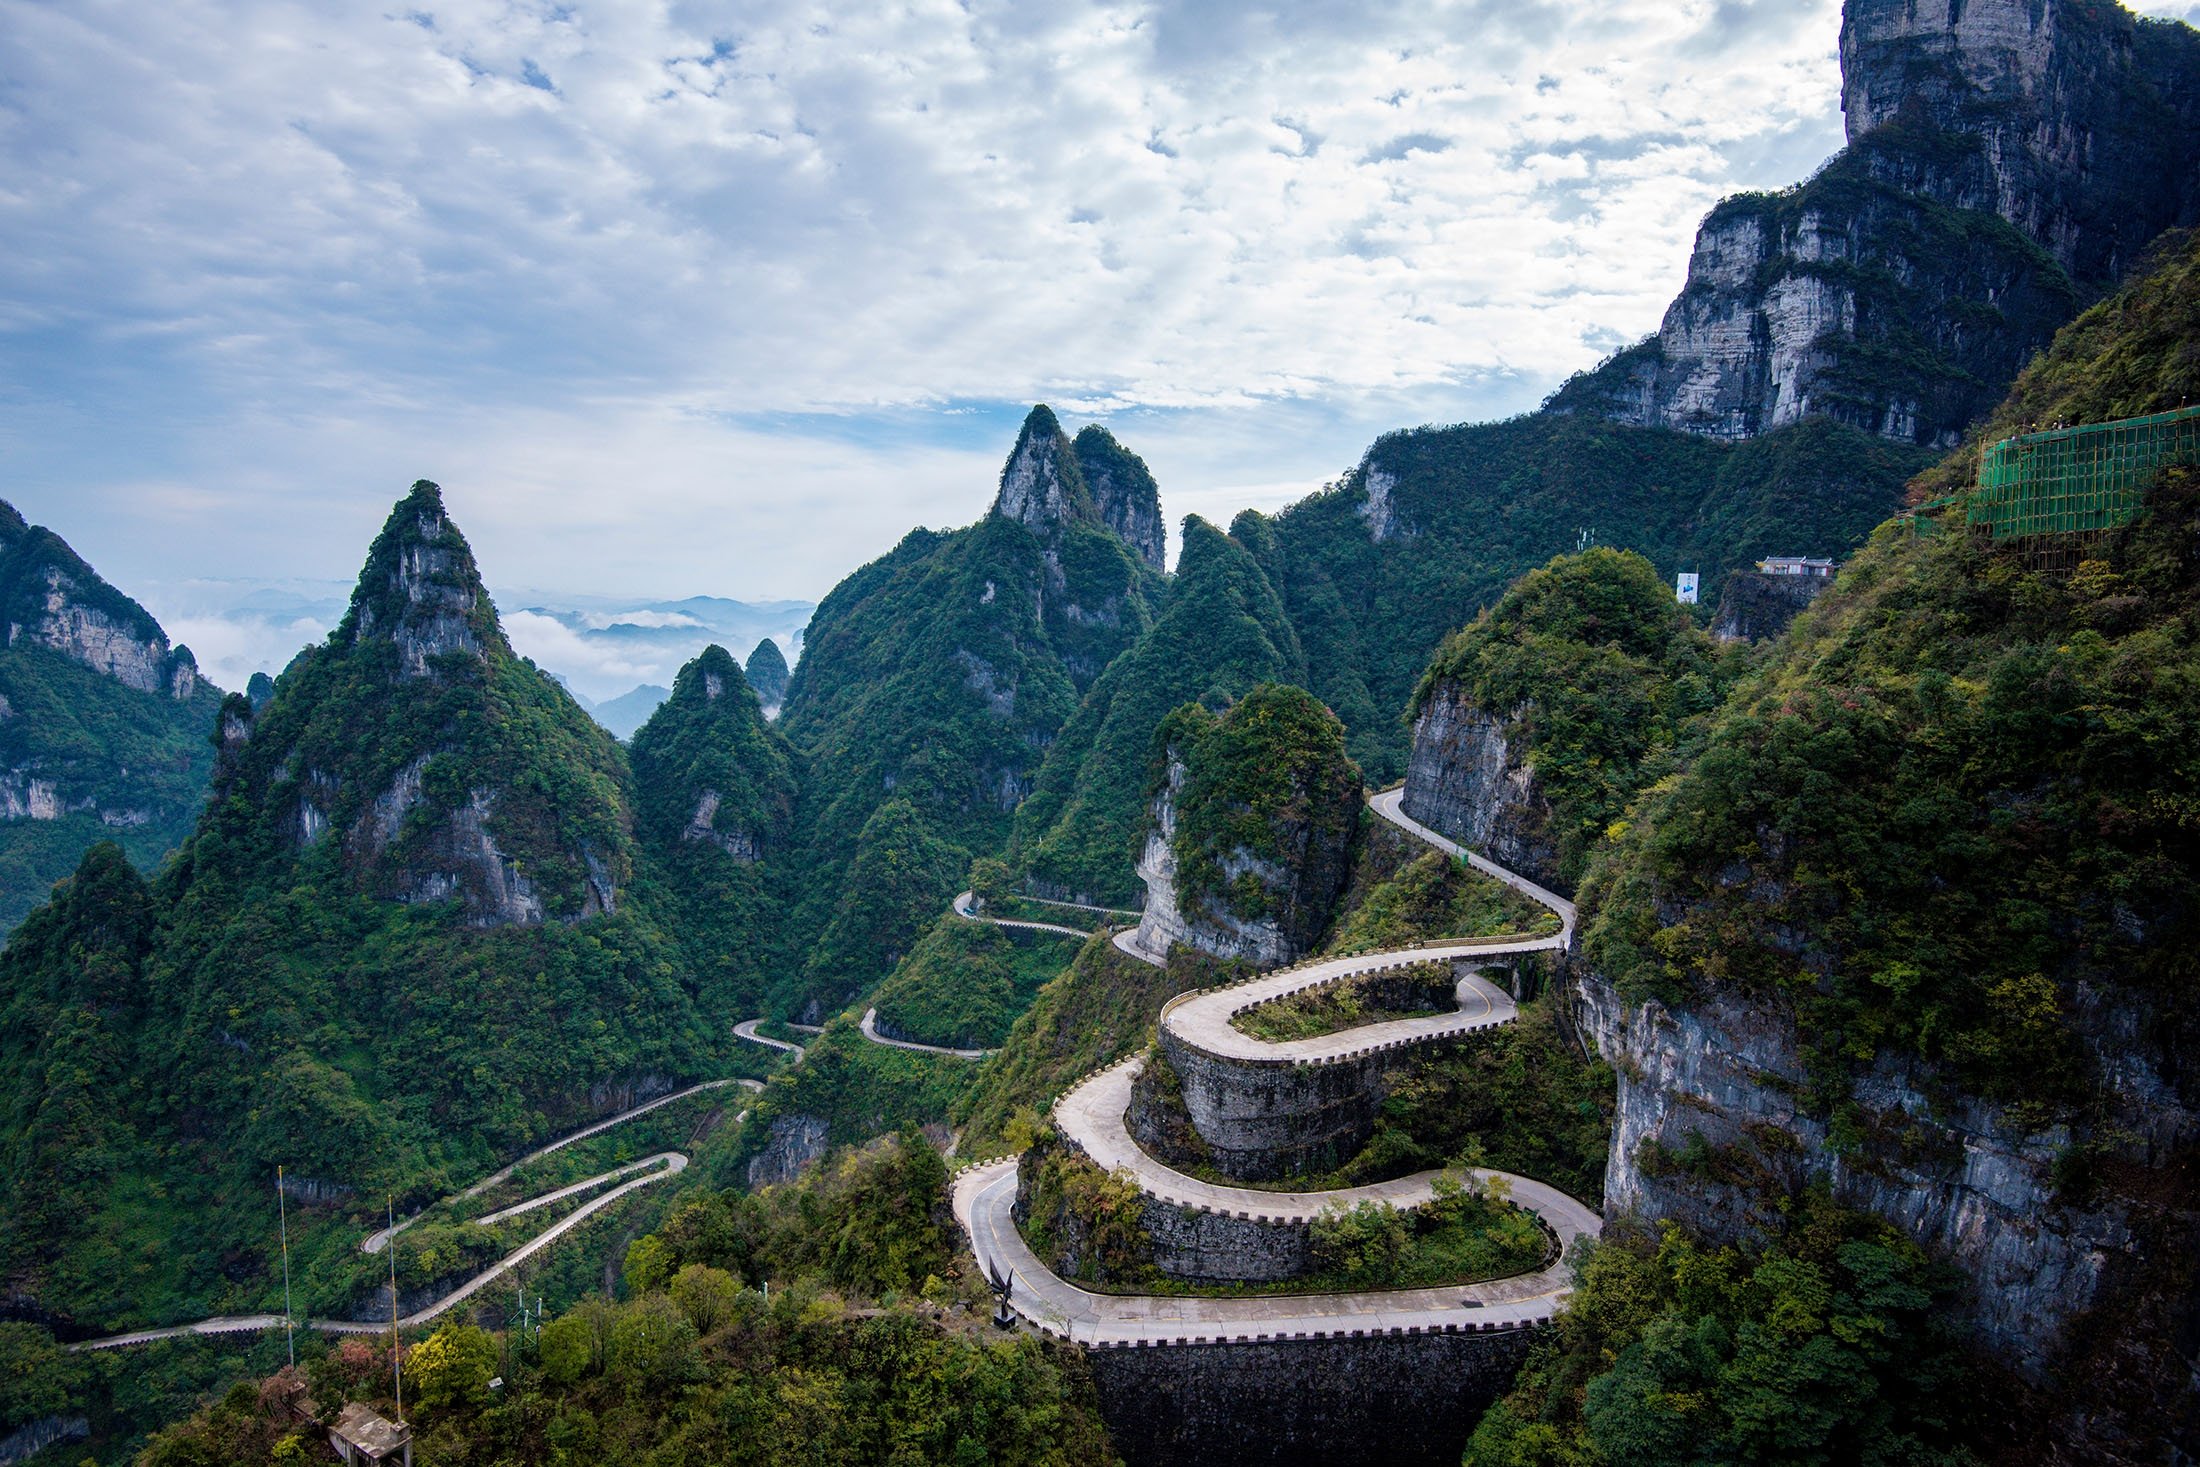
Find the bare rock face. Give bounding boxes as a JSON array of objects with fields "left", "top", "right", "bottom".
[
  {"left": 1710, "top": 569, "right": 1832, "bottom": 643},
  {"left": 1568, "top": 959, "right": 2192, "bottom": 1383},
  {"left": 1073, "top": 424, "right": 1167, "bottom": 572},
  {"left": 747, "top": 1113, "right": 830, "bottom": 1188},
  {"left": 1553, "top": 0, "right": 2200, "bottom": 447},
  {"left": 1841, "top": 0, "right": 2200, "bottom": 283},
  {"left": 993, "top": 405, "right": 1095, "bottom": 536},
  {"left": 1401, "top": 681, "right": 1563, "bottom": 895},
  {"left": 350, "top": 494, "right": 488, "bottom": 679},
  {"left": 1129, "top": 756, "right": 1298, "bottom": 967}
]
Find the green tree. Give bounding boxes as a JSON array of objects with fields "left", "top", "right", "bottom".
[{"left": 403, "top": 1321, "right": 496, "bottom": 1414}]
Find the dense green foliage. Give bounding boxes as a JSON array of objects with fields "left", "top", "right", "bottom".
[
  {"left": 1353, "top": 1001, "right": 1614, "bottom": 1205},
  {"left": 1585, "top": 473, "right": 2200, "bottom": 1120},
  {"left": 1465, "top": 1202, "right": 1975, "bottom": 1466},
  {"left": 1020, "top": 1136, "right": 1545, "bottom": 1295},
  {"left": 1239, "top": 412, "right": 1934, "bottom": 781},
  {"left": 628, "top": 645, "right": 798, "bottom": 1018},
  {"left": 1413, "top": 549, "right": 1740, "bottom": 888},
  {"left": 1229, "top": 962, "right": 1455, "bottom": 1042},
  {"left": 1154, "top": 682, "right": 1361, "bottom": 938},
  {"left": 744, "top": 637, "right": 790, "bottom": 710},
  {"left": 731, "top": 1018, "right": 972, "bottom": 1169},
  {"left": 789, "top": 798, "right": 970, "bottom": 1017},
  {"left": 134, "top": 1135, "right": 1117, "bottom": 1467},
  {"left": 1011, "top": 516, "right": 1306, "bottom": 905},
  {"left": 0, "top": 486, "right": 726, "bottom": 1332},
  {"left": 956, "top": 936, "right": 1231, "bottom": 1159},
  {"left": 869, "top": 916, "right": 1081, "bottom": 1050},
  {"left": 1322, "top": 826, "right": 1556, "bottom": 956},
  {"left": 776, "top": 408, "right": 1162, "bottom": 1010}
]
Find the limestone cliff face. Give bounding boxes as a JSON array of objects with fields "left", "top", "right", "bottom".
[
  {"left": 0, "top": 500, "right": 201, "bottom": 700},
  {"left": 1568, "top": 957, "right": 2191, "bottom": 1383},
  {"left": 1709, "top": 569, "right": 1832, "bottom": 642},
  {"left": 1073, "top": 425, "right": 1167, "bottom": 572},
  {"left": 1128, "top": 756, "right": 1301, "bottom": 966},
  {"left": 1130, "top": 688, "right": 1361, "bottom": 966},
  {"left": 1554, "top": 0, "right": 2200, "bottom": 447},
  {"left": 248, "top": 482, "right": 635, "bottom": 929},
  {"left": 1401, "top": 682, "right": 1562, "bottom": 895},
  {"left": 1842, "top": 0, "right": 2200, "bottom": 282},
  {"left": 994, "top": 404, "right": 1098, "bottom": 536}
]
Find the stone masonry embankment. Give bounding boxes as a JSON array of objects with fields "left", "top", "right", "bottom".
[{"left": 1087, "top": 1329, "right": 1536, "bottom": 1467}]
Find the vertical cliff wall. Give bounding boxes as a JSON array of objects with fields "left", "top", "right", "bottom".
[{"left": 1552, "top": 0, "right": 2200, "bottom": 447}]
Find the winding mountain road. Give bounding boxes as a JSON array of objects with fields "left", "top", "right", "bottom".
[
  {"left": 71, "top": 1077, "right": 763, "bottom": 1352},
  {"left": 955, "top": 784, "right": 1600, "bottom": 1344}
]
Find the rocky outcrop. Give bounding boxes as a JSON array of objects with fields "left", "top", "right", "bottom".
[
  {"left": 747, "top": 1113, "right": 829, "bottom": 1188},
  {"left": 1129, "top": 757, "right": 1302, "bottom": 967},
  {"left": 1567, "top": 959, "right": 2191, "bottom": 1381},
  {"left": 1402, "top": 684, "right": 1562, "bottom": 896},
  {"left": 993, "top": 405, "right": 1097, "bottom": 535},
  {"left": 1551, "top": 0, "right": 2200, "bottom": 447},
  {"left": 1074, "top": 425, "right": 1168, "bottom": 571},
  {"left": 1711, "top": 569, "right": 1832, "bottom": 642},
  {"left": 350, "top": 495, "right": 489, "bottom": 679},
  {"left": 1841, "top": 0, "right": 2200, "bottom": 284}
]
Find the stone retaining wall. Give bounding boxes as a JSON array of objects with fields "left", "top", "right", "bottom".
[
  {"left": 1147, "top": 1026, "right": 1392, "bottom": 1179},
  {"left": 1087, "top": 1329, "right": 1536, "bottom": 1467}
]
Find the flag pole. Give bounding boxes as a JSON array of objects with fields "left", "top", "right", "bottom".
[
  {"left": 276, "top": 1165, "right": 295, "bottom": 1367},
  {"left": 388, "top": 1193, "right": 404, "bottom": 1425}
]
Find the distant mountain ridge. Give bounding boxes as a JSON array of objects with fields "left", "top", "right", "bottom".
[{"left": 0, "top": 498, "right": 224, "bottom": 932}]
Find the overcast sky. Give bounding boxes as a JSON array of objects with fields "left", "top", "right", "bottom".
[{"left": 8, "top": 0, "right": 2198, "bottom": 685}]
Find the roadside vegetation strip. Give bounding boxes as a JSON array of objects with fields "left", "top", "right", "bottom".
[
  {"left": 363, "top": 1075, "right": 747, "bottom": 1254},
  {"left": 859, "top": 1006, "right": 997, "bottom": 1060},
  {"left": 952, "top": 889, "right": 1088, "bottom": 938},
  {"left": 72, "top": 1152, "right": 693, "bottom": 1351},
  {"left": 959, "top": 784, "right": 1600, "bottom": 1344},
  {"left": 72, "top": 1075, "right": 764, "bottom": 1352}
]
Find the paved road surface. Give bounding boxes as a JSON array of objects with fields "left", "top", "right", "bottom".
[
  {"left": 859, "top": 1006, "right": 997, "bottom": 1059},
  {"left": 957, "top": 783, "right": 1599, "bottom": 1345}
]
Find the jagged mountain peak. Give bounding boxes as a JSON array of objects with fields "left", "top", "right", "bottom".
[
  {"left": 679, "top": 642, "right": 751, "bottom": 704},
  {"left": 630, "top": 643, "right": 795, "bottom": 862},
  {"left": 340, "top": 480, "right": 504, "bottom": 679},
  {"left": 993, "top": 404, "right": 1098, "bottom": 534},
  {"left": 0, "top": 501, "right": 200, "bottom": 700},
  {"left": 1072, "top": 425, "right": 1167, "bottom": 572}
]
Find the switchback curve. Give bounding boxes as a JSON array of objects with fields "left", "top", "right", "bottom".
[{"left": 956, "top": 784, "right": 1600, "bottom": 1345}]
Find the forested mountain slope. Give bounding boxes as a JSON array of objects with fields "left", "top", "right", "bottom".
[
  {"left": 0, "top": 501, "right": 224, "bottom": 932},
  {"left": 0, "top": 484, "right": 720, "bottom": 1330},
  {"left": 1498, "top": 219, "right": 2200, "bottom": 1466},
  {"left": 773, "top": 406, "right": 1164, "bottom": 1012},
  {"left": 1009, "top": 516, "right": 1305, "bottom": 907}
]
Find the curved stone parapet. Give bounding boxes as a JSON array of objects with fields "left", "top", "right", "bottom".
[{"left": 960, "top": 784, "right": 1601, "bottom": 1327}]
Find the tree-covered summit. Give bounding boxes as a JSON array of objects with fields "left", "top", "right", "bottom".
[
  {"left": 744, "top": 636, "right": 791, "bottom": 712},
  {"left": 773, "top": 410, "right": 1167, "bottom": 1014},
  {"left": 1011, "top": 515, "right": 1305, "bottom": 906}
]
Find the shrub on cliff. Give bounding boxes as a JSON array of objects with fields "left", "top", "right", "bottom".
[
  {"left": 1410, "top": 547, "right": 1737, "bottom": 889},
  {"left": 1151, "top": 682, "right": 1362, "bottom": 949}
]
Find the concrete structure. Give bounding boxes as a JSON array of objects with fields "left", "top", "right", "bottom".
[
  {"left": 329, "top": 1403, "right": 412, "bottom": 1466},
  {"left": 1756, "top": 555, "right": 1837, "bottom": 577}
]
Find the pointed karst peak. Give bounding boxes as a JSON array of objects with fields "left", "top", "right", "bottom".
[
  {"left": 680, "top": 643, "right": 752, "bottom": 705},
  {"left": 993, "top": 404, "right": 1097, "bottom": 534},
  {"left": 341, "top": 480, "right": 504, "bottom": 678},
  {"left": 1072, "top": 425, "right": 1166, "bottom": 571},
  {"left": 746, "top": 637, "right": 790, "bottom": 707},
  {"left": 0, "top": 498, "right": 27, "bottom": 548}
]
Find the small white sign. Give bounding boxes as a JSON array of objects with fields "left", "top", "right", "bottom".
[{"left": 1676, "top": 572, "right": 1700, "bottom": 606}]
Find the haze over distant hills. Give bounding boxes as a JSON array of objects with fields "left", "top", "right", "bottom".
[{"left": 139, "top": 577, "right": 812, "bottom": 722}]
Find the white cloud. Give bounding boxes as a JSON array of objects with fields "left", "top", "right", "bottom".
[{"left": 3, "top": 0, "right": 1864, "bottom": 602}]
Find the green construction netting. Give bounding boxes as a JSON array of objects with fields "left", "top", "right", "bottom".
[{"left": 1966, "top": 404, "right": 2200, "bottom": 540}]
